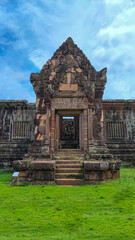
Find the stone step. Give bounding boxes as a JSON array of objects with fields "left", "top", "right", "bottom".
[
  {"left": 114, "top": 155, "right": 135, "bottom": 161},
  {"left": 0, "top": 148, "right": 28, "bottom": 153},
  {"left": 56, "top": 164, "right": 83, "bottom": 168},
  {"left": 29, "top": 153, "right": 50, "bottom": 158},
  {"left": 107, "top": 144, "right": 135, "bottom": 149},
  {"left": 56, "top": 160, "right": 83, "bottom": 164},
  {"left": 55, "top": 173, "right": 84, "bottom": 179},
  {"left": 111, "top": 153, "right": 135, "bottom": 157},
  {"left": 54, "top": 154, "right": 84, "bottom": 160},
  {"left": 57, "top": 149, "right": 83, "bottom": 153},
  {"left": 0, "top": 144, "right": 29, "bottom": 149},
  {"left": 0, "top": 140, "right": 30, "bottom": 145},
  {"left": 55, "top": 153, "right": 84, "bottom": 157},
  {"left": 55, "top": 157, "right": 84, "bottom": 161},
  {"left": 56, "top": 168, "right": 83, "bottom": 173},
  {"left": 56, "top": 154, "right": 83, "bottom": 158},
  {"left": 29, "top": 148, "right": 41, "bottom": 153},
  {"left": 109, "top": 149, "right": 135, "bottom": 153},
  {"left": 55, "top": 179, "right": 84, "bottom": 186},
  {"left": 0, "top": 154, "right": 24, "bottom": 159},
  {"left": 90, "top": 154, "right": 113, "bottom": 159}
]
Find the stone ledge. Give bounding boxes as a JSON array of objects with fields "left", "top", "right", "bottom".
[
  {"left": 13, "top": 159, "right": 55, "bottom": 171},
  {"left": 13, "top": 160, "right": 30, "bottom": 171},
  {"left": 31, "top": 161, "right": 55, "bottom": 170},
  {"left": 84, "top": 170, "right": 120, "bottom": 182},
  {"left": 84, "top": 161, "right": 121, "bottom": 171},
  {"left": 103, "top": 99, "right": 135, "bottom": 103}
]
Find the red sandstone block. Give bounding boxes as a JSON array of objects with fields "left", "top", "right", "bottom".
[
  {"left": 112, "top": 170, "right": 120, "bottom": 179},
  {"left": 33, "top": 171, "right": 54, "bottom": 180},
  {"left": 104, "top": 170, "right": 112, "bottom": 179},
  {"left": 97, "top": 171, "right": 104, "bottom": 180},
  {"left": 19, "top": 171, "right": 29, "bottom": 177},
  {"left": 31, "top": 161, "right": 55, "bottom": 170},
  {"left": 85, "top": 172, "right": 97, "bottom": 180},
  {"left": 84, "top": 161, "right": 100, "bottom": 171}
]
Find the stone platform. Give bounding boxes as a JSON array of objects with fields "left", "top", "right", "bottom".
[{"left": 12, "top": 149, "right": 121, "bottom": 186}]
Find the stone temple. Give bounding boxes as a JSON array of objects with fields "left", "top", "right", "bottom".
[{"left": 1, "top": 37, "right": 135, "bottom": 185}]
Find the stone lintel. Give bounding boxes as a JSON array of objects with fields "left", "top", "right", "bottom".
[{"left": 52, "top": 97, "right": 89, "bottom": 110}]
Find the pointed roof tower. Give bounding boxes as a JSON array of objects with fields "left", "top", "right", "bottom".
[
  {"left": 52, "top": 37, "right": 92, "bottom": 70},
  {"left": 30, "top": 37, "right": 107, "bottom": 102}
]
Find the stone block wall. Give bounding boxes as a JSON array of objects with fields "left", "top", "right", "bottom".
[
  {"left": 0, "top": 101, "right": 35, "bottom": 168},
  {"left": 84, "top": 161, "right": 121, "bottom": 184},
  {"left": 103, "top": 100, "right": 135, "bottom": 166},
  {"left": 1, "top": 99, "right": 135, "bottom": 168},
  {"left": 12, "top": 160, "right": 55, "bottom": 184}
]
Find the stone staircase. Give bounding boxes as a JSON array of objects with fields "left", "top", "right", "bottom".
[
  {"left": 0, "top": 139, "right": 31, "bottom": 168},
  {"left": 106, "top": 141, "right": 135, "bottom": 166},
  {"left": 54, "top": 149, "right": 84, "bottom": 186}
]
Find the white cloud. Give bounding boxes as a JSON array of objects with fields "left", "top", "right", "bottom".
[
  {"left": 104, "top": 0, "right": 127, "bottom": 5},
  {"left": 0, "top": 0, "right": 135, "bottom": 100},
  {"left": 0, "top": 65, "right": 36, "bottom": 102},
  {"left": 93, "top": 0, "right": 135, "bottom": 98},
  {"left": 29, "top": 49, "right": 51, "bottom": 69}
]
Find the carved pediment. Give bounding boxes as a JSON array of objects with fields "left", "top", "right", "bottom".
[{"left": 30, "top": 37, "right": 107, "bottom": 101}]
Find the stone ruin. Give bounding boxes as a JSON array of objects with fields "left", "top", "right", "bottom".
[{"left": 11, "top": 37, "right": 122, "bottom": 185}]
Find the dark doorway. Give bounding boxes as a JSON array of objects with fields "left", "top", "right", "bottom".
[{"left": 60, "top": 116, "right": 79, "bottom": 149}]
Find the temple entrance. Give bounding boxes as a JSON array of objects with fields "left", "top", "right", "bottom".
[
  {"left": 56, "top": 110, "right": 80, "bottom": 149},
  {"left": 60, "top": 116, "right": 79, "bottom": 148}
]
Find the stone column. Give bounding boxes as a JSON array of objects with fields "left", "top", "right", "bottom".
[
  {"left": 79, "top": 114, "right": 82, "bottom": 149},
  {"left": 100, "top": 110, "right": 104, "bottom": 142},
  {"left": 46, "top": 108, "right": 50, "bottom": 145},
  {"left": 75, "top": 116, "right": 79, "bottom": 145},
  {"left": 81, "top": 113, "right": 84, "bottom": 149},
  {"left": 55, "top": 113, "right": 59, "bottom": 150},
  {"left": 83, "top": 109, "right": 88, "bottom": 153},
  {"left": 50, "top": 108, "right": 55, "bottom": 154},
  {"left": 88, "top": 107, "right": 94, "bottom": 144}
]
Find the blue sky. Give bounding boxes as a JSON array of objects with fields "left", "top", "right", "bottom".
[{"left": 0, "top": 0, "right": 135, "bottom": 102}]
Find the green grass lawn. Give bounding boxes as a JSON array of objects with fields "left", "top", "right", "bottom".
[{"left": 0, "top": 169, "right": 135, "bottom": 240}]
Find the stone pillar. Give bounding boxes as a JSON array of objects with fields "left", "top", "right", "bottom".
[
  {"left": 79, "top": 114, "right": 82, "bottom": 149},
  {"left": 75, "top": 116, "right": 79, "bottom": 143},
  {"left": 46, "top": 108, "right": 50, "bottom": 145},
  {"left": 50, "top": 108, "right": 55, "bottom": 154},
  {"left": 55, "top": 113, "right": 59, "bottom": 150},
  {"left": 100, "top": 110, "right": 104, "bottom": 142},
  {"left": 88, "top": 107, "right": 93, "bottom": 144},
  {"left": 83, "top": 109, "right": 88, "bottom": 153}
]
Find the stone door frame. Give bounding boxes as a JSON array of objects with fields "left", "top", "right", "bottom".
[{"left": 50, "top": 108, "right": 93, "bottom": 154}]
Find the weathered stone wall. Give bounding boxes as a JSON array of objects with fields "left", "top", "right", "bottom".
[
  {"left": 103, "top": 100, "right": 135, "bottom": 166},
  {"left": 0, "top": 101, "right": 35, "bottom": 168},
  {"left": 12, "top": 160, "right": 55, "bottom": 184},
  {"left": 1, "top": 100, "right": 135, "bottom": 168}
]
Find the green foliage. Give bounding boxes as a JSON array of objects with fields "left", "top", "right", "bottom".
[{"left": 0, "top": 169, "right": 135, "bottom": 239}]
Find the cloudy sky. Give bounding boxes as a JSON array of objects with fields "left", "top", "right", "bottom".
[{"left": 0, "top": 0, "right": 135, "bottom": 102}]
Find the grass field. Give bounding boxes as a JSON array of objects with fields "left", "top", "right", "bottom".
[{"left": 0, "top": 168, "right": 135, "bottom": 240}]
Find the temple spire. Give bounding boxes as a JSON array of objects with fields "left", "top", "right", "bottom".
[{"left": 65, "top": 37, "right": 74, "bottom": 44}]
